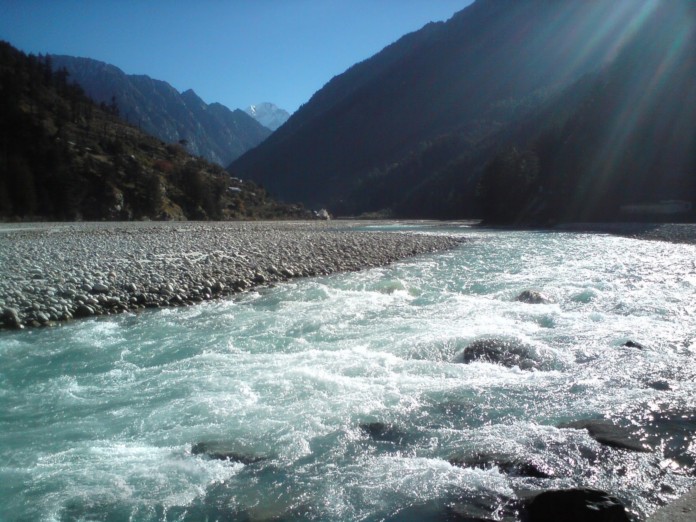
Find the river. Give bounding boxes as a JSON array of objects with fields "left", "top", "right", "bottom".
[{"left": 1, "top": 225, "right": 695, "bottom": 521}]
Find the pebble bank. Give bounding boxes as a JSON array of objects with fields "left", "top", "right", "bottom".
[{"left": 0, "top": 221, "right": 461, "bottom": 329}]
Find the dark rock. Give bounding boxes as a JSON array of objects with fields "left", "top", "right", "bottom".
[
  {"left": 522, "top": 488, "right": 630, "bottom": 522},
  {"left": 637, "top": 409, "right": 696, "bottom": 472},
  {"left": 647, "top": 380, "right": 671, "bottom": 391},
  {"left": 359, "top": 422, "right": 407, "bottom": 443},
  {"left": 1, "top": 307, "right": 23, "bottom": 329},
  {"left": 450, "top": 453, "right": 553, "bottom": 479},
  {"left": 73, "top": 304, "right": 94, "bottom": 318},
  {"left": 457, "top": 339, "right": 542, "bottom": 371},
  {"left": 560, "top": 419, "right": 650, "bottom": 452},
  {"left": 517, "top": 290, "right": 553, "bottom": 304},
  {"left": 623, "top": 340, "right": 645, "bottom": 349},
  {"left": 191, "top": 442, "right": 265, "bottom": 465},
  {"left": 385, "top": 501, "right": 496, "bottom": 521}
]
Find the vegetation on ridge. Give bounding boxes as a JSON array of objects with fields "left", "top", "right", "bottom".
[
  {"left": 0, "top": 41, "right": 309, "bottom": 221},
  {"left": 231, "top": 0, "right": 696, "bottom": 224}
]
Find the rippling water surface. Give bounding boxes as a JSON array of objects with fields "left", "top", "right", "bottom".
[{"left": 2, "top": 226, "right": 696, "bottom": 521}]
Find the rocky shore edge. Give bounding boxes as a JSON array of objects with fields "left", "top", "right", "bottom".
[
  {"left": 0, "top": 221, "right": 463, "bottom": 330},
  {"left": 555, "top": 222, "right": 696, "bottom": 245}
]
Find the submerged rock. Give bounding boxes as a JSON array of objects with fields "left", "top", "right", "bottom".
[
  {"left": 359, "top": 422, "right": 407, "bottom": 444},
  {"left": 522, "top": 488, "right": 630, "bottom": 522},
  {"left": 191, "top": 442, "right": 266, "bottom": 464},
  {"left": 646, "top": 380, "right": 671, "bottom": 391},
  {"left": 560, "top": 419, "right": 650, "bottom": 453},
  {"left": 385, "top": 494, "right": 519, "bottom": 522},
  {"left": 457, "top": 339, "right": 543, "bottom": 371},
  {"left": 623, "top": 340, "right": 646, "bottom": 349},
  {"left": 517, "top": 290, "right": 553, "bottom": 304},
  {"left": 450, "top": 453, "right": 553, "bottom": 479}
]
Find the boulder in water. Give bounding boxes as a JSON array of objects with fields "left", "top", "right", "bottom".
[
  {"left": 359, "top": 422, "right": 407, "bottom": 444},
  {"left": 517, "top": 290, "right": 553, "bottom": 304},
  {"left": 560, "top": 419, "right": 650, "bottom": 452},
  {"left": 450, "top": 452, "right": 553, "bottom": 479},
  {"left": 522, "top": 488, "right": 630, "bottom": 522},
  {"left": 385, "top": 494, "right": 518, "bottom": 522},
  {"left": 457, "top": 339, "right": 542, "bottom": 371},
  {"left": 191, "top": 442, "right": 266, "bottom": 464},
  {"left": 646, "top": 380, "right": 670, "bottom": 391},
  {"left": 623, "top": 340, "right": 646, "bottom": 349}
]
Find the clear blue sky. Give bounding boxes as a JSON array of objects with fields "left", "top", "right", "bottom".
[{"left": 0, "top": 1, "right": 472, "bottom": 113}]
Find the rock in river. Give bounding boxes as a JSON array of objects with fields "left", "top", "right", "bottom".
[
  {"left": 522, "top": 488, "right": 630, "bottom": 522},
  {"left": 560, "top": 419, "right": 650, "bottom": 453},
  {"left": 456, "top": 339, "right": 545, "bottom": 371},
  {"left": 191, "top": 442, "right": 266, "bottom": 465},
  {"left": 517, "top": 290, "right": 553, "bottom": 304}
]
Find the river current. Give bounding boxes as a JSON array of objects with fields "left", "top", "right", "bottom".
[{"left": 1, "top": 225, "right": 695, "bottom": 521}]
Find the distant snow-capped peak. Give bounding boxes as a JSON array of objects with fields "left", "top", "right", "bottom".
[{"left": 245, "top": 102, "right": 290, "bottom": 131}]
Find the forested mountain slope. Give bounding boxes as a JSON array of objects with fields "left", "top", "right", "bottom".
[
  {"left": 0, "top": 42, "right": 308, "bottom": 221},
  {"left": 50, "top": 55, "right": 271, "bottom": 166},
  {"left": 230, "top": 0, "right": 694, "bottom": 222}
]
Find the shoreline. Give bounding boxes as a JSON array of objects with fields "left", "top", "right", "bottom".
[
  {"left": 553, "top": 222, "right": 696, "bottom": 245},
  {"left": 0, "top": 221, "right": 463, "bottom": 330}
]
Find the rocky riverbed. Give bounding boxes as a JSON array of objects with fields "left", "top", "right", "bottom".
[{"left": 0, "top": 221, "right": 462, "bottom": 329}]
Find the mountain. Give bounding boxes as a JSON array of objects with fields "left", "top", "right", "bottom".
[
  {"left": 229, "top": 0, "right": 695, "bottom": 222},
  {"left": 49, "top": 55, "right": 271, "bottom": 166},
  {"left": 0, "top": 41, "right": 309, "bottom": 221},
  {"left": 246, "top": 102, "right": 290, "bottom": 131}
]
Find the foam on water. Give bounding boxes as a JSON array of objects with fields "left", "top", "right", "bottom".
[{"left": 1, "top": 227, "right": 696, "bottom": 520}]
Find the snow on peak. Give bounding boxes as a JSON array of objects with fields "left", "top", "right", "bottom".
[{"left": 245, "top": 102, "right": 290, "bottom": 131}]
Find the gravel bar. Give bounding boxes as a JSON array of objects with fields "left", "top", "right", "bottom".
[{"left": 0, "top": 221, "right": 462, "bottom": 329}]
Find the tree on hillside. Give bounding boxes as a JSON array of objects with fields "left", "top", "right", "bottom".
[{"left": 477, "top": 147, "right": 540, "bottom": 223}]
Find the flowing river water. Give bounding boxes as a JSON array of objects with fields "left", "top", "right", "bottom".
[{"left": 1, "top": 225, "right": 695, "bottom": 521}]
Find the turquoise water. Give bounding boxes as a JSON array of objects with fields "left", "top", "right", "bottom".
[{"left": 2, "top": 227, "right": 695, "bottom": 521}]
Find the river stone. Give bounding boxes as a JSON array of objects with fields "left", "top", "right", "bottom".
[
  {"left": 1, "top": 307, "right": 23, "bottom": 329},
  {"left": 450, "top": 453, "right": 553, "bottom": 479},
  {"left": 560, "top": 419, "right": 650, "bottom": 452},
  {"left": 73, "top": 304, "right": 94, "bottom": 318},
  {"left": 647, "top": 380, "right": 671, "bottom": 391},
  {"left": 191, "top": 442, "right": 265, "bottom": 464},
  {"left": 517, "top": 290, "right": 553, "bottom": 304},
  {"left": 91, "top": 283, "right": 109, "bottom": 294},
  {"left": 522, "top": 488, "right": 630, "bottom": 522},
  {"left": 384, "top": 500, "right": 499, "bottom": 522},
  {"left": 359, "top": 422, "right": 407, "bottom": 443},
  {"left": 623, "top": 340, "right": 646, "bottom": 349},
  {"left": 457, "top": 339, "right": 541, "bottom": 371}
]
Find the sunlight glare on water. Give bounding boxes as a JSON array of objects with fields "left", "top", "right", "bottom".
[{"left": 1, "top": 227, "right": 695, "bottom": 520}]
